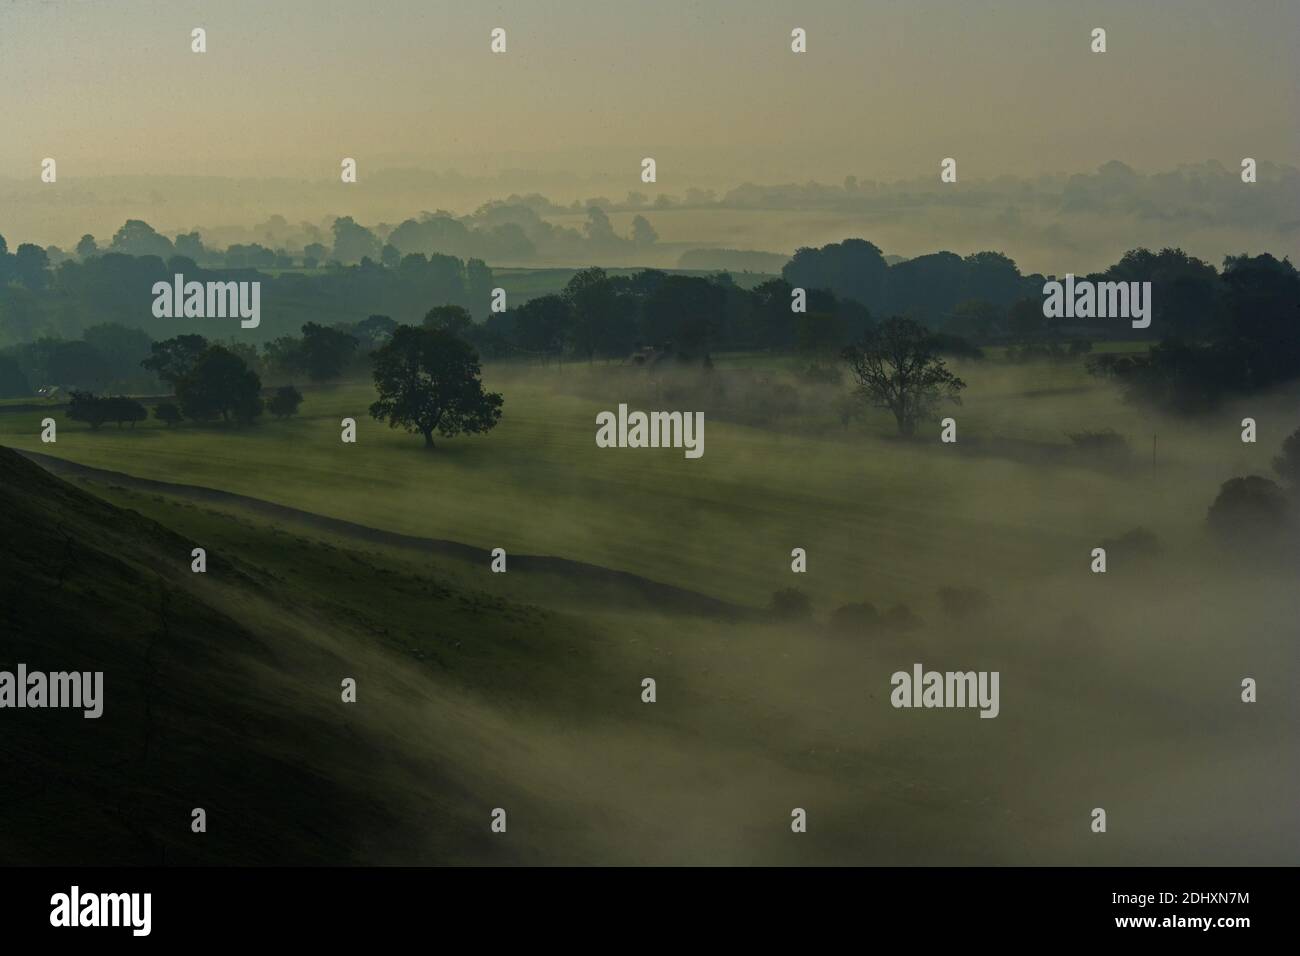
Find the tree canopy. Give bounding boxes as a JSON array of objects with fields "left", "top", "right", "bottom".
[
  {"left": 369, "top": 326, "right": 503, "bottom": 449},
  {"left": 842, "top": 317, "right": 966, "bottom": 436}
]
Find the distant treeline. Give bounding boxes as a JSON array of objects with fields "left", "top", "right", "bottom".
[
  {"left": 0, "top": 224, "right": 496, "bottom": 347},
  {"left": 2, "top": 224, "right": 1297, "bottom": 415},
  {"left": 783, "top": 240, "right": 1234, "bottom": 340},
  {"left": 0, "top": 220, "right": 1275, "bottom": 351},
  {"left": 472, "top": 268, "right": 872, "bottom": 361}
]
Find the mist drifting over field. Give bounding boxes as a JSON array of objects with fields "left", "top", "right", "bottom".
[{"left": 1, "top": 0, "right": 1297, "bottom": 880}]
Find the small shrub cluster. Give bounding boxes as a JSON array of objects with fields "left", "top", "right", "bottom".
[{"left": 67, "top": 391, "right": 147, "bottom": 430}]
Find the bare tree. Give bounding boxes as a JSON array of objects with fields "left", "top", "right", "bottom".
[{"left": 842, "top": 317, "right": 965, "bottom": 436}]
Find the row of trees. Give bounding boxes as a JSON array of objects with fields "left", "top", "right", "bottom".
[
  {"left": 473, "top": 267, "right": 872, "bottom": 360},
  {"left": 31, "top": 205, "right": 662, "bottom": 274},
  {"left": 782, "top": 240, "right": 1231, "bottom": 342},
  {"left": 69, "top": 382, "right": 305, "bottom": 430},
  {"left": 1086, "top": 253, "right": 1300, "bottom": 413},
  {"left": 0, "top": 323, "right": 157, "bottom": 396},
  {"left": 0, "top": 231, "right": 497, "bottom": 348},
  {"left": 65, "top": 326, "right": 501, "bottom": 451}
]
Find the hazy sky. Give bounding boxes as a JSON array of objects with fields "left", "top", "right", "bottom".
[
  {"left": 3, "top": 0, "right": 1296, "bottom": 182},
  {"left": 1, "top": 0, "right": 1296, "bottom": 270}
]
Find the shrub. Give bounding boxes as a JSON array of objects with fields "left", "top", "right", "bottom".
[
  {"left": 1273, "top": 426, "right": 1300, "bottom": 490},
  {"left": 67, "top": 391, "right": 109, "bottom": 430},
  {"left": 104, "top": 395, "right": 147, "bottom": 428},
  {"left": 769, "top": 587, "right": 812, "bottom": 621},
  {"left": 267, "top": 384, "right": 304, "bottom": 419},
  {"left": 1207, "top": 476, "right": 1291, "bottom": 550},
  {"left": 154, "top": 402, "right": 183, "bottom": 427}
]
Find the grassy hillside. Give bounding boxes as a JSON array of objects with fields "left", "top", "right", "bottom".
[
  {"left": 4, "top": 444, "right": 1295, "bottom": 865},
  {"left": 0, "top": 355, "right": 1291, "bottom": 614},
  {"left": 0, "top": 444, "right": 645, "bottom": 864}
]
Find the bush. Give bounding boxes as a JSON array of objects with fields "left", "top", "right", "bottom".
[
  {"left": 67, "top": 390, "right": 109, "bottom": 430},
  {"left": 829, "top": 601, "right": 878, "bottom": 635},
  {"left": 937, "top": 586, "right": 990, "bottom": 620},
  {"left": 267, "top": 384, "right": 304, "bottom": 419},
  {"left": 176, "top": 345, "right": 264, "bottom": 424},
  {"left": 154, "top": 402, "right": 183, "bottom": 427},
  {"left": 1207, "top": 476, "right": 1291, "bottom": 550},
  {"left": 1274, "top": 426, "right": 1300, "bottom": 489},
  {"left": 769, "top": 587, "right": 812, "bottom": 621},
  {"left": 69, "top": 392, "right": 147, "bottom": 429},
  {"left": 104, "top": 395, "right": 147, "bottom": 428}
]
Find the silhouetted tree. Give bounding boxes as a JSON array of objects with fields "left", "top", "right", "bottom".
[
  {"left": 67, "top": 391, "right": 110, "bottom": 430},
  {"left": 154, "top": 402, "right": 182, "bottom": 427},
  {"left": 299, "top": 322, "right": 358, "bottom": 381},
  {"left": 1274, "top": 427, "right": 1300, "bottom": 490},
  {"left": 563, "top": 267, "right": 617, "bottom": 361},
  {"left": 842, "top": 317, "right": 966, "bottom": 436},
  {"left": 267, "top": 385, "right": 303, "bottom": 419},
  {"left": 175, "top": 345, "right": 263, "bottom": 424},
  {"left": 142, "top": 334, "right": 209, "bottom": 387},
  {"left": 512, "top": 295, "right": 571, "bottom": 359},
  {"left": 422, "top": 305, "right": 474, "bottom": 338},
  {"left": 369, "top": 326, "right": 503, "bottom": 449},
  {"left": 770, "top": 587, "right": 812, "bottom": 620},
  {"left": 103, "top": 395, "right": 147, "bottom": 428},
  {"left": 109, "top": 219, "right": 173, "bottom": 258},
  {"left": 1207, "top": 476, "right": 1290, "bottom": 551},
  {"left": 14, "top": 244, "right": 50, "bottom": 291}
]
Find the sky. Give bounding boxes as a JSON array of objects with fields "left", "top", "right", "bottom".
[{"left": 0, "top": 0, "right": 1296, "bottom": 264}]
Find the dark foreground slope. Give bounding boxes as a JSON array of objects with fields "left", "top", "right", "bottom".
[
  {"left": 0, "top": 445, "right": 617, "bottom": 865},
  {"left": 0, "top": 445, "right": 395, "bottom": 863}
]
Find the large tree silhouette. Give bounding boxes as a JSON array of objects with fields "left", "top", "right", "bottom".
[
  {"left": 369, "top": 326, "right": 503, "bottom": 449},
  {"left": 842, "top": 317, "right": 965, "bottom": 437}
]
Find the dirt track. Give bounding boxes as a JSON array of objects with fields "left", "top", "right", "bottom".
[{"left": 15, "top": 447, "right": 751, "bottom": 619}]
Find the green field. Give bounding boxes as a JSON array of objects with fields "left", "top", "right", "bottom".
[
  {"left": 3, "top": 352, "right": 1297, "bottom": 864},
  {"left": 0, "top": 351, "right": 1287, "bottom": 611}
]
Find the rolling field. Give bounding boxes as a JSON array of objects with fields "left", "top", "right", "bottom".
[
  {"left": 3, "top": 352, "right": 1297, "bottom": 864},
  {"left": 0, "top": 354, "right": 1290, "bottom": 612}
]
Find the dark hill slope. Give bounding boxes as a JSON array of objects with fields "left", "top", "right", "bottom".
[{"left": 0, "top": 445, "right": 598, "bottom": 864}]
